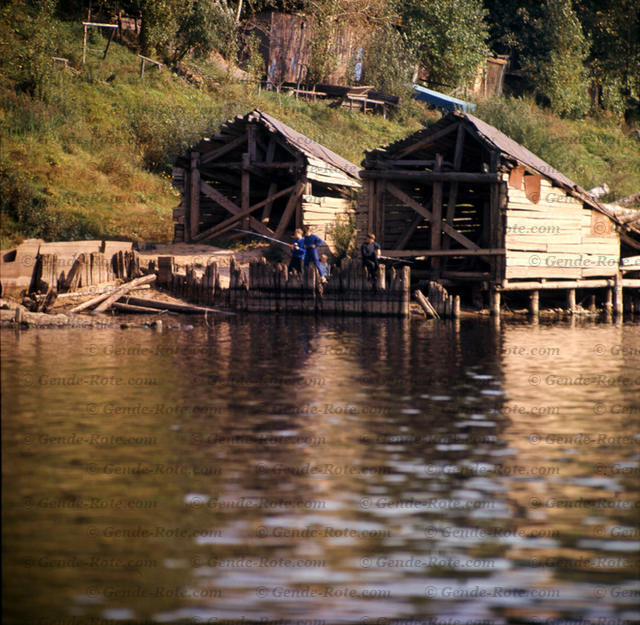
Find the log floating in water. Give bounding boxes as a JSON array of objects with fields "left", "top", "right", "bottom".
[{"left": 122, "top": 296, "right": 236, "bottom": 316}]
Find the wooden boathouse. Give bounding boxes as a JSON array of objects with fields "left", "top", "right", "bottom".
[
  {"left": 357, "top": 111, "right": 638, "bottom": 313},
  {"left": 172, "top": 109, "right": 360, "bottom": 249}
]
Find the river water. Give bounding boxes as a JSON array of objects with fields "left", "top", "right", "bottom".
[{"left": 2, "top": 316, "right": 640, "bottom": 625}]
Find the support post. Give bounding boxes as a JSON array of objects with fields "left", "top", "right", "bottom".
[
  {"left": 82, "top": 24, "right": 88, "bottom": 64},
  {"left": 490, "top": 288, "right": 501, "bottom": 316},
  {"left": 430, "top": 154, "right": 443, "bottom": 276},
  {"left": 614, "top": 273, "right": 623, "bottom": 316},
  {"left": 566, "top": 288, "right": 576, "bottom": 313},
  {"left": 241, "top": 152, "right": 250, "bottom": 230},
  {"left": 189, "top": 151, "right": 200, "bottom": 241},
  {"left": 529, "top": 290, "right": 539, "bottom": 317}
]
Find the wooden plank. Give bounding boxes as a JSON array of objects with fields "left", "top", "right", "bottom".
[
  {"left": 74, "top": 274, "right": 156, "bottom": 314},
  {"left": 384, "top": 249, "right": 505, "bottom": 257},
  {"left": 362, "top": 171, "right": 500, "bottom": 183},
  {"left": 123, "top": 296, "right": 235, "bottom": 315},
  {"left": 241, "top": 153, "right": 250, "bottom": 229},
  {"left": 274, "top": 182, "right": 305, "bottom": 239},
  {"left": 201, "top": 133, "right": 249, "bottom": 165}
]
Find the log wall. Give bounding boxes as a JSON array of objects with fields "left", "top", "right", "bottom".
[{"left": 157, "top": 257, "right": 410, "bottom": 317}]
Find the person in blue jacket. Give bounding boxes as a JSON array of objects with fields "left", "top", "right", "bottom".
[
  {"left": 289, "top": 228, "right": 305, "bottom": 274},
  {"left": 302, "top": 224, "right": 324, "bottom": 275}
]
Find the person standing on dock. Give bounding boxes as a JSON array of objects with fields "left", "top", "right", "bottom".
[
  {"left": 289, "top": 228, "right": 305, "bottom": 274},
  {"left": 361, "top": 232, "right": 381, "bottom": 278},
  {"left": 303, "top": 225, "right": 324, "bottom": 275}
]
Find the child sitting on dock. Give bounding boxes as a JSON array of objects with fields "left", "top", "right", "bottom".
[{"left": 318, "top": 254, "right": 330, "bottom": 283}]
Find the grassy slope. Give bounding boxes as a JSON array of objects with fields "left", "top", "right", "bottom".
[{"left": 1, "top": 10, "right": 638, "bottom": 248}]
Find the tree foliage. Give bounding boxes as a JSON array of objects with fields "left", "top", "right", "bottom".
[
  {"left": 140, "top": 0, "right": 235, "bottom": 65},
  {"left": 398, "top": 0, "right": 489, "bottom": 89},
  {"left": 529, "top": 0, "right": 590, "bottom": 119}
]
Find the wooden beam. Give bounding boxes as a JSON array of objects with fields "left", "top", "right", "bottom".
[
  {"left": 367, "top": 180, "right": 375, "bottom": 235},
  {"left": 189, "top": 152, "right": 200, "bottom": 241},
  {"left": 394, "top": 212, "right": 425, "bottom": 250},
  {"left": 193, "top": 184, "right": 298, "bottom": 241},
  {"left": 199, "top": 180, "right": 241, "bottom": 215},
  {"left": 431, "top": 154, "right": 443, "bottom": 272},
  {"left": 386, "top": 182, "right": 480, "bottom": 251},
  {"left": 241, "top": 153, "right": 250, "bottom": 229},
  {"left": 261, "top": 182, "right": 277, "bottom": 223},
  {"left": 274, "top": 181, "right": 305, "bottom": 239},
  {"left": 384, "top": 249, "right": 505, "bottom": 258},
  {"left": 201, "top": 133, "right": 248, "bottom": 165},
  {"left": 396, "top": 123, "right": 459, "bottom": 158},
  {"left": 248, "top": 125, "right": 257, "bottom": 162},
  {"left": 443, "top": 125, "right": 465, "bottom": 251},
  {"left": 90, "top": 274, "right": 157, "bottom": 314},
  {"left": 361, "top": 171, "right": 500, "bottom": 183}
]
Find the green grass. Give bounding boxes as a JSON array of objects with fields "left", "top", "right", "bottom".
[{"left": 0, "top": 6, "right": 638, "bottom": 248}]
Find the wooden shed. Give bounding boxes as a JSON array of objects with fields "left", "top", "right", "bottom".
[
  {"left": 172, "top": 109, "right": 360, "bottom": 248},
  {"left": 357, "top": 111, "right": 637, "bottom": 306}
]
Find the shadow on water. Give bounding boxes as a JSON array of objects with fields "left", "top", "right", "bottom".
[{"left": 1, "top": 316, "right": 639, "bottom": 624}]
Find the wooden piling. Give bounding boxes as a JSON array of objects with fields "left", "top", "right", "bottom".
[
  {"left": 614, "top": 273, "right": 623, "bottom": 316},
  {"left": 529, "top": 290, "right": 539, "bottom": 317},
  {"left": 490, "top": 288, "right": 501, "bottom": 316}
]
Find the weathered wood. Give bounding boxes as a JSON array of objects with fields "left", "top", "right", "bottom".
[
  {"left": 431, "top": 154, "right": 443, "bottom": 274},
  {"left": 361, "top": 171, "right": 500, "bottom": 183},
  {"left": 91, "top": 274, "right": 157, "bottom": 314},
  {"left": 394, "top": 212, "right": 425, "bottom": 250},
  {"left": 566, "top": 288, "right": 576, "bottom": 312},
  {"left": 396, "top": 124, "right": 459, "bottom": 158},
  {"left": 490, "top": 288, "right": 501, "bottom": 316},
  {"left": 414, "top": 289, "right": 438, "bottom": 318},
  {"left": 123, "top": 296, "right": 235, "bottom": 316},
  {"left": 529, "top": 290, "right": 539, "bottom": 316},
  {"left": 274, "top": 181, "right": 305, "bottom": 239},
  {"left": 201, "top": 133, "right": 249, "bottom": 165},
  {"left": 384, "top": 249, "right": 505, "bottom": 257},
  {"left": 614, "top": 273, "right": 623, "bottom": 315},
  {"left": 112, "top": 302, "right": 167, "bottom": 314},
  {"left": 386, "top": 183, "right": 480, "bottom": 251},
  {"left": 193, "top": 184, "right": 297, "bottom": 241}
]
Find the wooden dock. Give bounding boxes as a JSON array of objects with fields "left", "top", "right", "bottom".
[{"left": 157, "top": 257, "right": 410, "bottom": 316}]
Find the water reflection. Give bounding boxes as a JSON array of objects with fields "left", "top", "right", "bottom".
[{"left": 2, "top": 317, "right": 639, "bottom": 624}]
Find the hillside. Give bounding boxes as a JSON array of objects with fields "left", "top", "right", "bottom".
[{"left": 1, "top": 7, "right": 639, "bottom": 248}]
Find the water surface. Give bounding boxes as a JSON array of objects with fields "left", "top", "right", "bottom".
[{"left": 2, "top": 316, "right": 639, "bottom": 624}]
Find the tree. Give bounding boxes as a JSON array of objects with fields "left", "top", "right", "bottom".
[
  {"left": 529, "top": 0, "right": 589, "bottom": 118},
  {"left": 398, "top": 0, "right": 489, "bottom": 89},
  {"left": 139, "top": 0, "right": 235, "bottom": 65}
]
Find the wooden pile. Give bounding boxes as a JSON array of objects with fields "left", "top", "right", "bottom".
[
  {"left": 32, "top": 250, "right": 140, "bottom": 294},
  {"left": 414, "top": 282, "right": 460, "bottom": 318}
]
